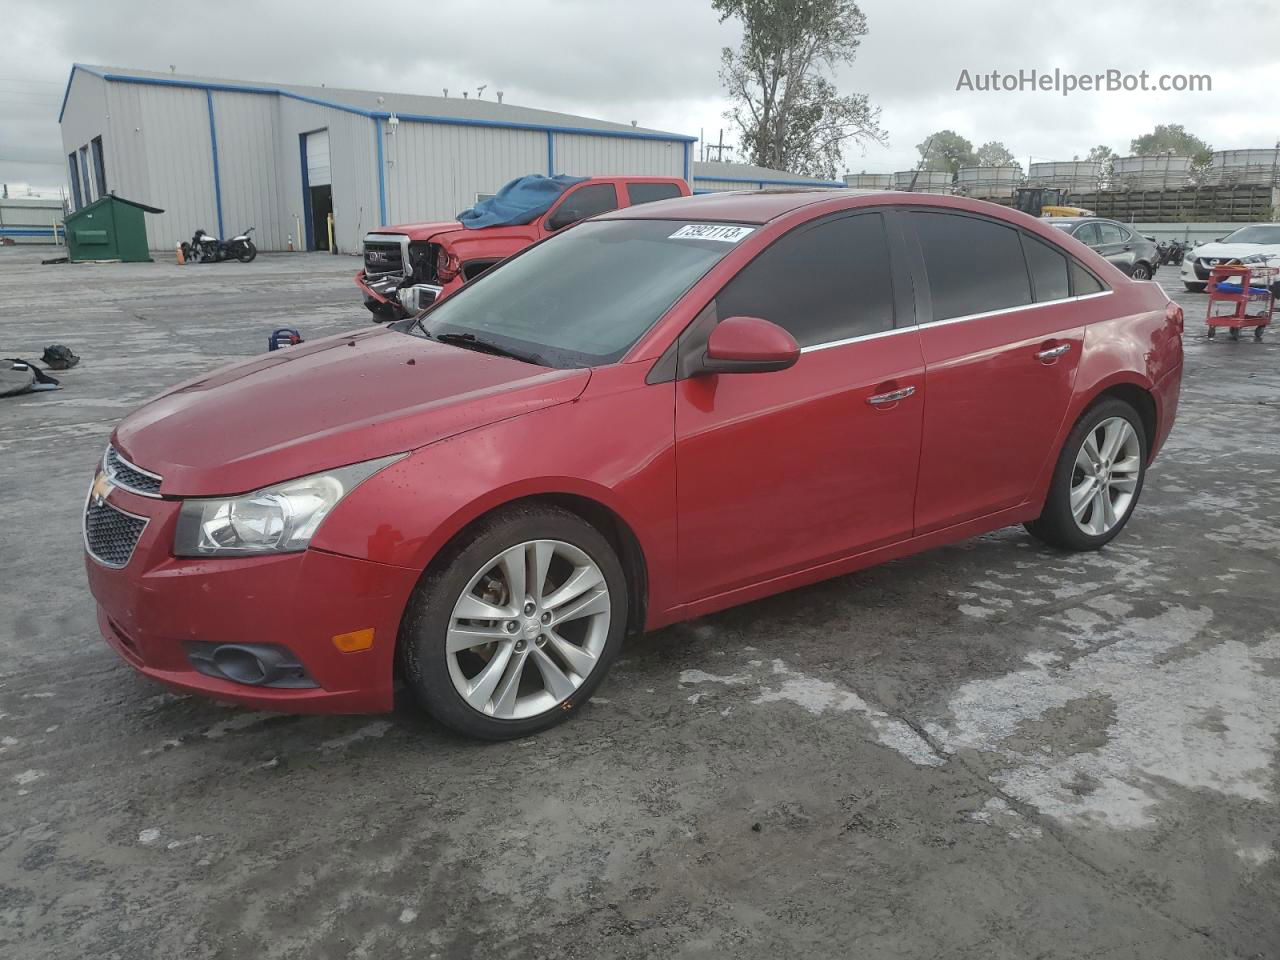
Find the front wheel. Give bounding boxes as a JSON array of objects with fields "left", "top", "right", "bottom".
[
  {"left": 1025, "top": 399, "right": 1148, "bottom": 551},
  {"left": 399, "top": 504, "right": 627, "bottom": 739},
  {"left": 236, "top": 240, "right": 257, "bottom": 263},
  {"left": 1183, "top": 281, "right": 1206, "bottom": 293}
]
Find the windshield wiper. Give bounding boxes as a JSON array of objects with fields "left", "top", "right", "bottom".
[{"left": 430, "top": 331, "right": 545, "bottom": 366}]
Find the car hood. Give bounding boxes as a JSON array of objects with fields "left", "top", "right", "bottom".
[
  {"left": 113, "top": 328, "right": 590, "bottom": 496},
  {"left": 1191, "top": 241, "right": 1280, "bottom": 260},
  {"left": 372, "top": 221, "right": 461, "bottom": 241}
]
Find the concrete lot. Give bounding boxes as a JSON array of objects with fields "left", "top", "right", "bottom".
[{"left": 0, "top": 246, "right": 1276, "bottom": 960}]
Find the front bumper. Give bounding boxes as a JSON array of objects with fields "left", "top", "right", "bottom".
[{"left": 85, "top": 485, "right": 420, "bottom": 714}]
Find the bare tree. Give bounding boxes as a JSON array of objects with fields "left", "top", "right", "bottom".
[{"left": 715, "top": 0, "right": 886, "bottom": 179}]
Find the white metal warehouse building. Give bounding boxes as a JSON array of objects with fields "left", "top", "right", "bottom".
[{"left": 58, "top": 64, "right": 700, "bottom": 254}]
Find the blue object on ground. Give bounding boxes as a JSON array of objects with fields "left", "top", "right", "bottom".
[
  {"left": 1213, "top": 283, "right": 1269, "bottom": 295},
  {"left": 268, "top": 328, "right": 303, "bottom": 351},
  {"left": 456, "top": 175, "right": 586, "bottom": 229}
]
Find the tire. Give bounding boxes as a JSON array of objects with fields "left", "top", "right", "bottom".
[
  {"left": 236, "top": 241, "right": 257, "bottom": 264},
  {"left": 399, "top": 504, "right": 628, "bottom": 740},
  {"left": 1183, "top": 282, "right": 1206, "bottom": 293},
  {"left": 1254, "top": 326, "right": 1266, "bottom": 341},
  {"left": 364, "top": 299, "right": 401, "bottom": 323},
  {"left": 1131, "top": 262, "right": 1152, "bottom": 281},
  {"left": 1229, "top": 327, "right": 1241, "bottom": 341},
  {"left": 1025, "top": 398, "right": 1148, "bottom": 551}
]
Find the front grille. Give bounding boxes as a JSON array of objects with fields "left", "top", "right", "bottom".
[
  {"left": 364, "top": 240, "right": 404, "bottom": 276},
  {"left": 104, "top": 445, "right": 163, "bottom": 497},
  {"left": 85, "top": 498, "right": 147, "bottom": 568}
]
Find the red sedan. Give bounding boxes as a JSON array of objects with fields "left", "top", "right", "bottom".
[{"left": 84, "top": 190, "right": 1183, "bottom": 739}]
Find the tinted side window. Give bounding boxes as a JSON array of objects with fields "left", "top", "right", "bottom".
[
  {"left": 1071, "top": 261, "right": 1105, "bottom": 295},
  {"left": 1097, "top": 222, "right": 1127, "bottom": 245},
  {"left": 910, "top": 212, "right": 1031, "bottom": 321},
  {"left": 1022, "top": 234, "right": 1070, "bottom": 302},
  {"left": 715, "top": 213, "right": 894, "bottom": 347},
  {"left": 547, "top": 183, "right": 618, "bottom": 230},
  {"left": 1073, "top": 222, "right": 1100, "bottom": 246},
  {"left": 627, "top": 182, "right": 682, "bottom": 205}
]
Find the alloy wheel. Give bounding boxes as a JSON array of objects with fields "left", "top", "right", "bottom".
[
  {"left": 1070, "top": 416, "right": 1141, "bottom": 536},
  {"left": 446, "top": 539, "right": 611, "bottom": 719}
]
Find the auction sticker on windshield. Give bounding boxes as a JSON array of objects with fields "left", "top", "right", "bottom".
[{"left": 668, "top": 224, "right": 755, "bottom": 243}]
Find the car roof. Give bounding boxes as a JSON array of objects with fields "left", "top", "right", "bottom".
[{"left": 597, "top": 188, "right": 1024, "bottom": 225}]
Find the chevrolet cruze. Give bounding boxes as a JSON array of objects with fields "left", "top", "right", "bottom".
[{"left": 85, "top": 190, "right": 1184, "bottom": 739}]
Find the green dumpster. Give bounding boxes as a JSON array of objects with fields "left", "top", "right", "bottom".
[{"left": 64, "top": 196, "right": 164, "bottom": 263}]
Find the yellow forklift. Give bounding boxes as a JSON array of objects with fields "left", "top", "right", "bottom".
[{"left": 1014, "top": 186, "right": 1094, "bottom": 217}]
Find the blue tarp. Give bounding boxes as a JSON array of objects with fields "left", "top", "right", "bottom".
[{"left": 456, "top": 174, "right": 586, "bottom": 230}]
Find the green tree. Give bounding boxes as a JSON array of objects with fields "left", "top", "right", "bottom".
[
  {"left": 916, "top": 130, "right": 974, "bottom": 176},
  {"left": 715, "top": 0, "right": 886, "bottom": 179},
  {"left": 1130, "top": 124, "right": 1213, "bottom": 183},
  {"left": 1085, "top": 144, "right": 1117, "bottom": 188},
  {"left": 974, "top": 140, "right": 1020, "bottom": 172}
]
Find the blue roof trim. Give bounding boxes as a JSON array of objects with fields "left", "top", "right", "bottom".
[
  {"left": 60, "top": 65, "right": 697, "bottom": 144},
  {"left": 58, "top": 64, "right": 106, "bottom": 123},
  {"left": 0, "top": 227, "right": 59, "bottom": 236},
  {"left": 693, "top": 174, "right": 847, "bottom": 187}
]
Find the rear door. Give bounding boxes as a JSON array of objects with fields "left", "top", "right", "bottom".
[
  {"left": 674, "top": 211, "right": 925, "bottom": 601},
  {"left": 625, "top": 181, "right": 685, "bottom": 207},
  {"left": 906, "top": 210, "right": 1088, "bottom": 534},
  {"left": 1095, "top": 221, "right": 1135, "bottom": 274}
]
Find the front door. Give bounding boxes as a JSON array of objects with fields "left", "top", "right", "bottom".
[
  {"left": 674, "top": 212, "right": 924, "bottom": 603},
  {"left": 906, "top": 211, "right": 1085, "bottom": 534}
]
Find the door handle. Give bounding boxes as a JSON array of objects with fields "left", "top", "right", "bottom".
[
  {"left": 866, "top": 385, "right": 916, "bottom": 406},
  {"left": 1036, "top": 343, "right": 1071, "bottom": 361}
]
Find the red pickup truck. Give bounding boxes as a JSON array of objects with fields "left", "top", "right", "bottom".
[{"left": 357, "top": 175, "right": 691, "bottom": 320}]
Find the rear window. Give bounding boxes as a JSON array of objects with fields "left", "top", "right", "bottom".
[
  {"left": 1021, "top": 234, "right": 1070, "bottom": 302},
  {"left": 1071, "top": 261, "right": 1105, "bottom": 295},
  {"left": 910, "top": 211, "right": 1031, "bottom": 321},
  {"left": 627, "top": 182, "right": 683, "bottom": 205}
]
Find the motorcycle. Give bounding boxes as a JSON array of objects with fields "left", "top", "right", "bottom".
[
  {"left": 183, "top": 226, "right": 257, "bottom": 264},
  {"left": 1155, "top": 239, "right": 1185, "bottom": 267}
]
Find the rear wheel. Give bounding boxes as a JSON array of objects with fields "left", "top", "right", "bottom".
[
  {"left": 236, "top": 240, "right": 257, "bottom": 264},
  {"left": 399, "top": 504, "right": 627, "bottom": 739},
  {"left": 1183, "top": 281, "right": 1206, "bottom": 293},
  {"left": 1131, "top": 262, "right": 1152, "bottom": 281},
  {"left": 1025, "top": 399, "right": 1148, "bottom": 551}
]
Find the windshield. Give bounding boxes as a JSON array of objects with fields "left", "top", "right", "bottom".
[
  {"left": 1219, "top": 225, "right": 1280, "bottom": 245},
  {"left": 397, "top": 219, "right": 748, "bottom": 367}
]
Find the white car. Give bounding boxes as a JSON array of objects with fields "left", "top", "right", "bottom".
[{"left": 1181, "top": 223, "right": 1280, "bottom": 292}]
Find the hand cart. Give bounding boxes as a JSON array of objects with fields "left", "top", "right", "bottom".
[{"left": 1205, "top": 262, "right": 1275, "bottom": 341}]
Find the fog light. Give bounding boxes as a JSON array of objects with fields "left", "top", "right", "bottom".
[{"left": 186, "top": 642, "right": 317, "bottom": 689}]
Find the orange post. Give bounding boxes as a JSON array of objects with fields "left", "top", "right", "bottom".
[{"left": 175, "top": 241, "right": 185, "bottom": 265}]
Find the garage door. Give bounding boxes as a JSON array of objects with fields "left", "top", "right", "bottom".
[{"left": 305, "top": 130, "right": 331, "bottom": 187}]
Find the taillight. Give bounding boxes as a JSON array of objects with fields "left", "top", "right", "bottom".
[
  {"left": 1165, "top": 301, "right": 1184, "bottom": 333},
  {"left": 436, "top": 247, "right": 460, "bottom": 282}
]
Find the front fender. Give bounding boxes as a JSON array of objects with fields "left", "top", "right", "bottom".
[{"left": 312, "top": 363, "right": 679, "bottom": 627}]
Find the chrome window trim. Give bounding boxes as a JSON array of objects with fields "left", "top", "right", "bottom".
[
  {"left": 799, "top": 290, "right": 1114, "bottom": 354},
  {"left": 82, "top": 481, "right": 150, "bottom": 570},
  {"left": 103, "top": 445, "right": 164, "bottom": 498}
]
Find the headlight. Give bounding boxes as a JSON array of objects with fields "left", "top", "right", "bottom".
[{"left": 174, "top": 455, "right": 402, "bottom": 557}]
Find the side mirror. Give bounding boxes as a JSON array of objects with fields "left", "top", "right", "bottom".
[
  {"left": 698, "top": 316, "right": 800, "bottom": 375},
  {"left": 546, "top": 207, "right": 581, "bottom": 232}
]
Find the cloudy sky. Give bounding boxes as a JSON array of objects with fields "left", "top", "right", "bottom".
[{"left": 1, "top": 0, "right": 1277, "bottom": 196}]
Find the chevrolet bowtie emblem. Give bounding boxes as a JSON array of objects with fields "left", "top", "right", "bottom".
[{"left": 91, "top": 472, "right": 114, "bottom": 507}]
